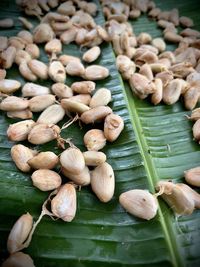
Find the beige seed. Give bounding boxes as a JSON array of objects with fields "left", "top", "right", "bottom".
[
  {"left": 159, "top": 51, "right": 176, "bottom": 64},
  {"left": 156, "top": 71, "right": 174, "bottom": 87},
  {"left": 129, "top": 9, "right": 141, "bottom": 19},
  {"left": 148, "top": 7, "right": 161, "bottom": 18},
  {"left": 151, "top": 78, "right": 163, "bottom": 105},
  {"left": 37, "top": 104, "right": 65, "bottom": 124},
  {"left": 0, "top": 18, "right": 14, "bottom": 28},
  {"left": 84, "top": 65, "right": 109, "bottom": 80},
  {"left": 169, "top": 8, "right": 179, "bottom": 26},
  {"left": 7, "top": 213, "right": 33, "bottom": 254},
  {"left": 47, "top": 0, "right": 59, "bottom": 8},
  {"left": 62, "top": 165, "right": 90, "bottom": 186},
  {"left": 17, "top": 30, "right": 33, "bottom": 44},
  {"left": 25, "top": 43, "right": 40, "bottom": 59},
  {"left": 28, "top": 151, "right": 58, "bottom": 170},
  {"left": 0, "top": 36, "right": 8, "bottom": 52},
  {"left": 22, "top": 83, "right": 50, "bottom": 97},
  {"left": 18, "top": 17, "right": 34, "bottom": 30},
  {"left": 19, "top": 61, "right": 37, "bottom": 82},
  {"left": 96, "top": 25, "right": 110, "bottom": 42},
  {"left": 33, "top": 23, "right": 54, "bottom": 43},
  {"left": 29, "top": 94, "right": 56, "bottom": 112},
  {"left": 169, "top": 62, "right": 195, "bottom": 79},
  {"left": 84, "top": 129, "right": 106, "bottom": 151},
  {"left": 57, "top": 2, "right": 76, "bottom": 16},
  {"left": 52, "top": 83, "right": 73, "bottom": 99},
  {"left": 189, "top": 108, "right": 200, "bottom": 121},
  {"left": 60, "top": 27, "right": 78, "bottom": 45},
  {"left": 91, "top": 162, "right": 115, "bottom": 203},
  {"left": 61, "top": 99, "right": 90, "bottom": 114},
  {"left": 177, "top": 183, "right": 200, "bottom": 209},
  {"left": 11, "top": 144, "right": 37, "bottom": 172},
  {"left": 69, "top": 94, "right": 91, "bottom": 105},
  {"left": 7, "top": 109, "right": 33, "bottom": 120},
  {"left": 48, "top": 60, "right": 66, "bottom": 83},
  {"left": 7, "top": 120, "right": 35, "bottom": 142},
  {"left": 59, "top": 54, "right": 81, "bottom": 66},
  {"left": 2, "top": 252, "right": 35, "bottom": 267},
  {"left": 83, "top": 46, "right": 101, "bottom": 63},
  {"left": 1, "top": 46, "right": 16, "bottom": 69},
  {"left": 83, "top": 151, "right": 106, "bottom": 166},
  {"left": 0, "top": 69, "right": 6, "bottom": 80},
  {"left": 139, "top": 64, "right": 154, "bottom": 81},
  {"left": 163, "top": 79, "right": 183, "bottom": 105},
  {"left": 31, "top": 169, "right": 62, "bottom": 191},
  {"left": 180, "top": 28, "right": 200, "bottom": 38},
  {"left": 8, "top": 37, "right": 26, "bottom": 50},
  {"left": 164, "top": 31, "right": 183, "bottom": 43},
  {"left": 0, "top": 96, "right": 29, "bottom": 111},
  {"left": 60, "top": 147, "right": 85, "bottom": 175},
  {"left": 90, "top": 88, "right": 111, "bottom": 108},
  {"left": 184, "top": 86, "right": 200, "bottom": 110},
  {"left": 81, "top": 106, "right": 112, "bottom": 124},
  {"left": 66, "top": 61, "right": 85, "bottom": 77},
  {"left": 15, "top": 50, "right": 32, "bottom": 65},
  {"left": 179, "top": 16, "right": 194, "bottom": 28},
  {"left": 28, "top": 123, "right": 60, "bottom": 145},
  {"left": 28, "top": 59, "right": 48, "bottom": 80},
  {"left": 137, "top": 32, "right": 152, "bottom": 45},
  {"left": 129, "top": 73, "right": 155, "bottom": 97},
  {"left": 152, "top": 38, "right": 166, "bottom": 52},
  {"left": 45, "top": 38, "right": 62, "bottom": 54},
  {"left": 75, "top": 28, "right": 88, "bottom": 45},
  {"left": 193, "top": 119, "right": 200, "bottom": 141},
  {"left": 149, "top": 63, "right": 168, "bottom": 73},
  {"left": 119, "top": 189, "right": 158, "bottom": 220},
  {"left": 104, "top": 113, "right": 124, "bottom": 142},
  {"left": 51, "top": 183, "right": 77, "bottom": 222},
  {"left": 71, "top": 81, "right": 95, "bottom": 94},
  {"left": 184, "top": 167, "right": 200, "bottom": 187}
]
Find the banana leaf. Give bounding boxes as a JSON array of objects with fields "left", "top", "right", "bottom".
[{"left": 0, "top": 0, "right": 200, "bottom": 266}]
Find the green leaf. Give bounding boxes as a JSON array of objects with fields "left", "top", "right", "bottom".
[{"left": 0, "top": 0, "right": 200, "bottom": 267}]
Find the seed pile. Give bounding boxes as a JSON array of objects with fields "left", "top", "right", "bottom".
[{"left": 0, "top": 0, "right": 200, "bottom": 266}]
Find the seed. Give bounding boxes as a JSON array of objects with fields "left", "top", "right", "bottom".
[
  {"left": 116, "top": 55, "right": 133, "bottom": 73},
  {"left": 184, "top": 86, "right": 200, "bottom": 110},
  {"left": 71, "top": 81, "right": 95, "bottom": 94},
  {"left": 83, "top": 46, "right": 101, "bottom": 63},
  {"left": 19, "top": 61, "right": 37, "bottom": 82},
  {"left": 148, "top": 7, "right": 161, "bottom": 18},
  {"left": 156, "top": 180, "right": 195, "bottom": 215},
  {"left": 81, "top": 106, "right": 112, "bottom": 124},
  {"left": 0, "top": 36, "right": 8, "bottom": 52},
  {"left": 84, "top": 129, "right": 106, "bottom": 151},
  {"left": 51, "top": 183, "right": 77, "bottom": 222},
  {"left": 179, "top": 16, "right": 194, "bottom": 28},
  {"left": 18, "top": 16, "right": 34, "bottom": 30},
  {"left": 159, "top": 51, "right": 176, "bottom": 64},
  {"left": 90, "top": 88, "right": 111, "bottom": 108},
  {"left": 151, "top": 78, "right": 163, "bottom": 105},
  {"left": 137, "top": 32, "right": 152, "bottom": 45},
  {"left": 52, "top": 83, "right": 73, "bottom": 99},
  {"left": 42, "top": 12, "right": 69, "bottom": 23},
  {"left": 28, "top": 59, "right": 48, "bottom": 80},
  {"left": 28, "top": 123, "right": 60, "bottom": 145},
  {"left": 62, "top": 165, "right": 90, "bottom": 186},
  {"left": 66, "top": 60, "right": 85, "bottom": 77},
  {"left": 59, "top": 54, "right": 81, "bottom": 66},
  {"left": 11, "top": 144, "right": 37, "bottom": 172},
  {"left": 152, "top": 38, "right": 166, "bottom": 52},
  {"left": 31, "top": 169, "right": 61, "bottom": 191},
  {"left": 180, "top": 28, "right": 200, "bottom": 38},
  {"left": 45, "top": 38, "right": 62, "bottom": 55},
  {"left": 91, "top": 162, "right": 115, "bottom": 203},
  {"left": 7, "top": 213, "right": 33, "bottom": 254},
  {"left": 28, "top": 151, "right": 59, "bottom": 170},
  {"left": 112, "top": 34, "right": 123, "bottom": 55},
  {"left": 57, "top": 2, "right": 76, "bottom": 16},
  {"left": 184, "top": 167, "right": 200, "bottom": 187},
  {"left": 149, "top": 63, "right": 167, "bottom": 73},
  {"left": 2, "top": 252, "right": 35, "bottom": 267},
  {"left": 7, "top": 109, "right": 33, "bottom": 120},
  {"left": 139, "top": 64, "right": 154, "bottom": 81},
  {"left": 129, "top": 73, "right": 155, "bottom": 97},
  {"left": 119, "top": 189, "right": 158, "bottom": 220},
  {"left": 69, "top": 94, "right": 91, "bottom": 105},
  {"left": 129, "top": 9, "right": 141, "bottom": 19},
  {"left": 47, "top": 0, "right": 59, "bottom": 8},
  {"left": 29, "top": 94, "right": 56, "bottom": 112},
  {"left": 104, "top": 113, "right": 124, "bottom": 142},
  {"left": 0, "top": 96, "right": 29, "bottom": 111},
  {"left": 61, "top": 99, "right": 90, "bottom": 114},
  {"left": 163, "top": 79, "right": 183, "bottom": 105},
  {"left": 48, "top": 60, "right": 66, "bottom": 83},
  {"left": 156, "top": 71, "right": 174, "bottom": 87},
  {"left": 1, "top": 46, "right": 16, "bottom": 69},
  {"left": 25, "top": 43, "right": 40, "bottom": 59},
  {"left": 60, "top": 147, "right": 85, "bottom": 175},
  {"left": 0, "top": 18, "right": 14, "bottom": 28},
  {"left": 75, "top": 28, "right": 88, "bottom": 45},
  {"left": 96, "top": 25, "right": 110, "bottom": 42},
  {"left": 17, "top": 30, "right": 33, "bottom": 44},
  {"left": 15, "top": 50, "right": 32, "bottom": 65},
  {"left": 7, "top": 120, "right": 35, "bottom": 142},
  {"left": 60, "top": 27, "right": 78, "bottom": 45},
  {"left": 186, "top": 72, "right": 200, "bottom": 85},
  {"left": 164, "top": 31, "right": 183, "bottom": 43},
  {"left": 8, "top": 37, "right": 25, "bottom": 50},
  {"left": 37, "top": 104, "right": 65, "bottom": 124},
  {"left": 169, "top": 8, "right": 179, "bottom": 26},
  {"left": 84, "top": 65, "right": 109, "bottom": 80},
  {"left": 0, "top": 69, "right": 6, "bottom": 80},
  {"left": 83, "top": 151, "right": 106, "bottom": 166},
  {"left": 33, "top": 23, "right": 55, "bottom": 43},
  {"left": 189, "top": 108, "right": 200, "bottom": 121},
  {"left": 22, "top": 83, "right": 50, "bottom": 97},
  {"left": 177, "top": 183, "right": 200, "bottom": 209}
]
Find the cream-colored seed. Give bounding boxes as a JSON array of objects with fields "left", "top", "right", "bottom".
[
  {"left": 81, "top": 106, "right": 112, "bottom": 124},
  {"left": 66, "top": 60, "right": 85, "bottom": 77},
  {"left": 51, "top": 183, "right": 77, "bottom": 222},
  {"left": 163, "top": 79, "right": 183, "bottom": 105},
  {"left": 2, "top": 252, "right": 35, "bottom": 267},
  {"left": 151, "top": 78, "right": 163, "bottom": 105},
  {"left": 84, "top": 129, "right": 106, "bottom": 151},
  {"left": 57, "top": 2, "right": 76, "bottom": 16},
  {"left": 45, "top": 38, "right": 62, "bottom": 54},
  {"left": 69, "top": 94, "right": 91, "bottom": 105},
  {"left": 177, "top": 183, "right": 200, "bottom": 209},
  {"left": 48, "top": 60, "right": 66, "bottom": 83},
  {"left": 61, "top": 99, "right": 90, "bottom": 114},
  {"left": 59, "top": 54, "right": 81, "bottom": 66},
  {"left": 179, "top": 16, "right": 194, "bottom": 28},
  {"left": 25, "top": 43, "right": 40, "bottom": 59},
  {"left": 119, "top": 189, "right": 158, "bottom": 220},
  {"left": 11, "top": 144, "right": 37, "bottom": 172},
  {"left": 33, "top": 23, "right": 54, "bottom": 43},
  {"left": 0, "top": 96, "right": 29, "bottom": 111},
  {"left": 184, "top": 86, "right": 200, "bottom": 110},
  {"left": 180, "top": 28, "right": 200, "bottom": 38},
  {"left": 192, "top": 119, "right": 200, "bottom": 141},
  {"left": 8, "top": 37, "right": 26, "bottom": 50},
  {"left": 52, "top": 83, "right": 73, "bottom": 99},
  {"left": 104, "top": 113, "right": 124, "bottom": 142},
  {"left": 0, "top": 69, "right": 6, "bottom": 80},
  {"left": 90, "top": 88, "right": 111, "bottom": 108},
  {"left": 170, "top": 62, "right": 195, "bottom": 78},
  {"left": 15, "top": 50, "right": 32, "bottom": 65},
  {"left": 156, "top": 71, "right": 174, "bottom": 87},
  {"left": 7, "top": 213, "right": 33, "bottom": 254},
  {"left": 184, "top": 167, "right": 200, "bottom": 187},
  {"left": 84, "top": 65, "right": 109, "bottom": 80},
  {"left": 29, "top": 94, "right": 56, "bottom": 112},
  {"left": 22, "top": 83, "right": 50, "bottom": 97},
  {"left": 91, "top": 162, "right": 115, "bottom": 203},
  {"left": 60, "top": 27, "right": 78, "bottom": 44},
  {"left": 60, "top": 147, "right": 85, "bottom": 175},
  {"left": 37, "top": 104, "right": 65, "bottom": 124},
  {"left": 0, "top": 18, "right": 14, "bottom": 28},
  {"left": 7, "top": 109, "right": 32, "bottom": 120},
  {"left": 1, "top": 46, "right": 16, "bottom": 69},
  {"left": 7, "top": 120, "right": 35, "bottom": 142},
  {"left": 28, "top": 151, "right": 58, "bottom": 170},
  {"left": 0, "top": 36, "right": 8, "bottom": 51},
  {"left": 19, "top": 61, "right": 37, "bottom": 82},
  {"left": 47, "top": 0, "right": 59, "bottom": 8},
  {"left": 17, "top": 30, "right": 33, "bottom": 44},
  {"left": 139, "top": 64, "right": 154, "bottom": 81},
  {"left": 137, "top": 32, "right": 152, "bottom": 45},
  {"left": 62, "top": 165, "right": 90, "bottom": 186},
  {"left": 129, "top": 73, "right": 155, "bottom": 97},
  {"left": 83, "top": 151, "right": 106, "bottom": 166},
  {"left": 18, "top": 17, "right": 33, "bottom": 30},
  {"left": 83, "top": 46, "right": 101, "bottom": 63},
  {"left": 28, "top": 123, "right": 60, "bottom": 145},
  {"left": 164, "top": 31, "right": 183, "bottom": 43},
  {"left": 189, "top": 107, "right": 200, "bottom": 121},
  {"left": 31, "top": 169, "right": 62, "bottom": 191},
  {"left": 71, "top": 81, "right": 95, "bottom": 94},
  {"left": 28, "top": 59, "right": 48, "bottom": 80},
  {"left": 152, "top": 38, "right": 166, "bottom": 52}
]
